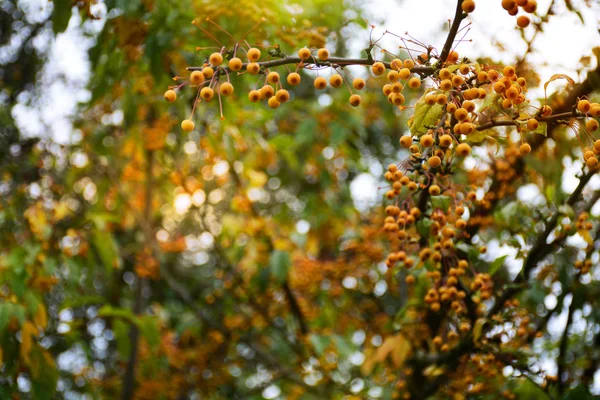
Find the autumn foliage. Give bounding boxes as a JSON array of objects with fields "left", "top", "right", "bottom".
[{"left": 2, "top": 0, "right": 600, "bottom": 399}]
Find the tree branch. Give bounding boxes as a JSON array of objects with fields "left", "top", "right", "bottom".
[{"left": 439, "top": 0, "right": 466, "bottom": 63}]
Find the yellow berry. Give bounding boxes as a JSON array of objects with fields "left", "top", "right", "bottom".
[
  {"left": 287, "top": 72, "right": 301, "bottom": 86},
  {"left": 200, "top": 87, "right": 214, "bottom": 101},
  {"left": 578, "top": 100, "right": 591, "bottom": 113},
  {"left": 439, "top": 134, "right": 453, "bottom": 147},
  {"left": 517, "top": 15, "right": 530, "bottom": 28},
  {"left": 314, "top": 77, "right": 327, "bottom": 90},
  {"left": 228, "top": 57, "right": 243, "bottom": 71},
  {"left": 248, "top": 90, "right": 261, "bottom": 102},
  {"left": 260, "top": 85, "right": 274, "bottom": 99},
  {"left": 408, "top": 77, "right": 421, "bottom": 89},
  {"left": 398, "top": 68, "right": 411, "bottom": 80},
  {"left": 527, "top": 118, "right": 539, "bottom": 130},
  {"left": 247, "top": 48, "right": 261, "bottom": 62},
  {"left": 372, "top": 62, "right": 385, "bottom": 75},
  {"left": 275, "top": 89, "right": 290, "bottom": 103},
  {"left": 190, "top": 70, "right": 204, "bottom": 85},
  {"left": 209, "top": 52, "right": 223, "bottom": 66},
  {"left": 268, "top": 96, "right": 280, "bottom": 109},
  {"left": 428, "top": 156, "right": 442, "bottom": 168},
  {"left": 462, "top": 0, "right": 475, "bottom": 13},
  {"left": 586, "top": 156, "right": 598, "bottom": 168},
  {"left": 349, "top": 94, "right": 361, "bottom": 107},
  {"left": 202, "top": 67, "right": 214, "bottom": 79},
  {"left": 429, "top": 185, "right": 441, "bottom": 196},
  {"left": 219, "top": 82, "right": 234, "bottom": 96},
  {"left": 400, "top": 135, "right": 412, "bottom": 148},
  {"left": 267, "top": 71, "right": 280, "bottom": 84},
  {"left": 329, "top": 74, "right": 343, "bottom": 88},
  {"left": 317, "top": 48, "right": 329, "bottom": 60},
  {"left": 298, "top": 48, "right": 311, "bottom": 60},
  {"left": 455, "top": 143, "right": 471, "bottom": 156},
  {"left": 586, "top": 119, "right": 599, "bottom": 132},
  {"left": 181, "top": 119, "right": 195, "bottom": 132},
  {"left": 246, "top": 62, "right": 260, "bottom": 75},
  {"left": 420, "top": 134, "right": 434, "bottom": 147},
  {"left": 404, "top": 59, "right": 415, "bottom": 70},
  {"left": 353, "top": 78, "right": 365, "bottom": 90},
  {"left": 164, "top": 89, "right": 177, "bottom": 102},
  {"left": 519, "top": 143, "right": 532, "bottom": 155}
]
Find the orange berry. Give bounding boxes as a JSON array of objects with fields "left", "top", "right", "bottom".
[
  {"left": 477, "top": 71, "right": 488, "bottom": 82},
  {"left": 317, "top": 48, "right": 329, "bottom": 60},
  {"left": 228, "top": 57, "right": 243, "bottom": 71},
  {"left": 462, "top": 0, "right": 475, "bottom": 13},
  {"left": 398, "top": 68, "right": 411, "bottom": 80},
  {"left": 455, "top": 143, "right": 471, "bottom": 156},
  {"left": 586, "top": 156, "right": 598, "bottom": 168},
  {"left": 594, "top": 140, "right": 600, "bottom": 152},
  {"left": 408, "top": 77, "right": 421, "bottom": 89},
  {"left": 287, "top": 72, "right": 301, "bottom": 86},
  {"left": 502, "top": 0, "right": 516, "bottom": 10},
  {"left": 349, "top": 94, "right": 361, "bottom": 107},
  {"left": 421, "top": 134, "right": 434, "bottom": 147},
  {"left": 267, "top": 96, "right": 280, "bottom": 109},
  {"left": 517, "top": 16, "right": 530, "bottom": 28},
  {"left": 329, "top": 74, "right": 343, "bottom": 88},
  {"left": 181, "top": 119, "right": 195, "bottom": 132},
  {"left": 298, "top": 48, "right": 311, "bottom": 60},
  {"left": 429, "top": 185, "right": 441, "bottom": 196},
  {"left": 209, "top": 52, "right": 223, "bottom": 66},
  {"left": 248, "top": 90, "right": 261, "bottom": 102},
  {"left": 523, "top": 0, "right": 537, "bottom": 13},
  {"left": 439, "top": 134, "right": 453, "bottom": 147},
  {"left": 455, "top": 108, "right": 469, "bottom": 121},
  {"left": 527, "top": 118, "right": 539, "bottom": 130},
  {"left": 372, "top": 61, "right": 385, "bottom": 75},
  {"left": 590, "top": 105, "right": 600, "bottom": 117},
  {"left": 400, "top": 135, "right": 412, "bottom": 148},
  {"left": 246, "top": 62, "right": 260, "bottom": 75},
  {"left": 586, "top": 119, "right": 599, "bottom": 132},
  {"left": 200, "top": 87, "right": 214, "bottom": 101},
  {"left": 428, "top": 156, "right": 442, "bottom": 168},
  {"left": 353, "top": 78, "right": 365, "bottom": 90},
  {"left": 219, "top": 82, "right": 234, "bottom": 96},
  {"left": 260, "top": 85, "right": 274, "bottom": 99},
  {"left": 247, "top": 48, "right": 261, "bottom": 62},
  {"left": 439, "top": 68, "right": 452, "bottom": 80},
  {"left": 164, "top": 89, "right": 177, "bottom": 102},
  {"left": 276, "top": 89, "right": 290, "bottom": 103},
  {"left": 267, "top": 71, "right": 280, "bottom": 84},
  {"left": 190, "top": 70, "right": 204, "bottom": 85},
  {"left": 447, "top": 51, "right": 459, "bottom": 63},
  {"left": 440, "top": 79, "right": 452, "bottom": 91},
  {"left": 202, "top": 67, "right": 214, "bottom": 79},
  {"left": 314, "top": 77, "right": 327, "bottom": 89},
  {"left": 452, "top": 75, "right": 464, "bottom": 87},
  {"left": 404, "top": 59, "right": 415, "bottom": 70},
  {"left": 578, "top": 100, "right": 591, "bottom": 113},
  {"left": 519, "top": 143, "right": 532, "bottom": 155}
]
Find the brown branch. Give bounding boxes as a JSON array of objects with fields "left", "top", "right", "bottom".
[
  {"left": 121, "top": 149, "right": 153, "bottom": 400},
  {"left": 439, "top": 0, "right": 467, "bottom": 63},
  {"left": 188, "top": 56, "right": 433, "bottom": 74}
]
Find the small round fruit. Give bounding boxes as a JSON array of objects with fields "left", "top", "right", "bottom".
[
  {"left": 428, "top": 156, "right": 442, "bottom": 168},
  {"left": 247, "top": 48, "right": 261, "bottom": 62},
  {"left": 246, "top": 62, "right": 260, "bottom": 75},
  {"left": 439, "top": 134, "right": 453, "bottom": 147},
  {"left": 220, "top": 82, "right": 234, "bottom": 96},
  {"left": 248, "top": 90, "right": 261, "bottom": 102},
  {"left": 209, "top": 52, "right": 223, "bottom": 66},
  {"left": 202, "top": 67, "right": 214, "bottom": 79},
  {"left": 276, "top": 89, "right": 290, "bottom": 103},
  {"left": 317, "top": 48, "right": 329, "bottom": 60},
  {"left": 519, "top": 143, "right": 532, "bottom": 155},
  {"left": 349, "top": 94, "right": 361, "bottom": 107},
  {"left": 298, "top": 48, "right": 311, "bottom": 60},
  {"left": 314, "top": 77, "right": 327, "bottom": 89},
  {"left": 398, "top": 68, "right": 411, "bottom": 80},
  {"left": 228, "top": 57, "right": 243, "bottom": 71},
  {"left": 190, "top": 71, "right": 205, "bottom": 85},
  {"left": 517, "top": 16, "right": 530, "bottom": 28},
  {"left": 429, "top": 185, "right": 441, "bottom": 196},
  {"left": 372, "top": 61, "right": 385, "bottom": 75},
  {"left": 578, "top": 100, "right": 591, "bottom": 113},
  {"left": 181, "top": 119, "right": 195, "bottom": 132},
  {"left": 462, "top": 0, "right": 475, "bottom": 13},
  {"left": 353, "top": 77, "right": 365, "bottom": 90},
  {"left": 420, "top": 134, "right": 434, "bottom": 147},
  {"left": 594, "top": 139, "right": 600, "bottom": 152},
  {"left": 267, "top": 96, "right": 280, "bottom": 109},
  {"left": 287, "top": 72, "right": 301, "bottom": 86},
  {"left": 586, "top": 156, "right": 598, "bottom": 168},
  {"left": 527, "top": 118, "right": 539, "bottom": 130},
  {"left": 260, "top": 85, "right": 275, "bottom": 99},
  {"left": 200, "top": 87, "right": 214, "bottom": 101},
  {"left": 408, "top": 77, "right": 421, "bottom": 89},
  {"left": 329, "top": 74, "right": 343, "bottom": 88},
  {"left": 164, "top": 89, "right": 177, "bottom": 102},
  {"left": 403, "top": 59, "right": 415, "bottom": 70},
  {"left": 400, "top": 135, "right": 412, "bottom": 148},
  {"left": 586, "top": 119, "right": 599, "bottom": 132},
  {"left": 455, "top": 143, "right": 471, "bottom": 156},
  {"left": 267, "top": 71, "right": 280, "bottom": 84}
]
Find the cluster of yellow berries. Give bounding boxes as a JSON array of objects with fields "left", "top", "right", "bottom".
[{"left": 501, "top": 0, "right": 538, "bottom": 28}]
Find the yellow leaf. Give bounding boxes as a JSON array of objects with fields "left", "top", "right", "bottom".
[
  {"left": 473, "top": 318, "right": 487, "bottom": 342},
  {"left": 33, "top": 305, "right": 48, "bottom": 331},
  {"left": 21, "top": 321, "right": 37, "bottom": 364},
  {"left": 579, "top": 229, "right": 593, "bottom": 245},
  {"left": 544, "top": 74, "right": 575, "bottom": 94},
  {"left": 361, "top": 333, "right": 412, "bottom": 375}
]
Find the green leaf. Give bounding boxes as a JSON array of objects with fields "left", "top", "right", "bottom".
[
  {"left": 409, "top": 95, "right": 444, "bottom": 136},
  {"left": 309, "top": 334, "right": 331, "bottom": 355},
  {"left": 113, "top": 319, "right": 131, "bottom": 358},
  {"left": 136, "top": 316, "right": 161, "bottom": 352},
  {"left": 416, "top": 218, "right": 433, "bottom": 238},
  {"left": 30, "top": 346, "right": 58, "bottom": 400},
  {"left": 51, "top": 0, "right": 71, "bottom": 34},
  {"left": 98, "top": 305, "right": 134, "bottom": 321},
  {"left": 531, "top": 121, "right": 547, "bottom": 136},
  {"left": 467, "top": 129, "right": 494, "bottom": 144},
  {"left": 430, "top": 195, "right": 451, "bottom": 211},
  {"left": 269, "top": 250, "right": 291, "bottom": 285},
  {"left": 91, "top": 229, "right": 122, "bottom": 273},
  {"left": 489, "top": 255, "right": 508, "bottom": 276}
]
